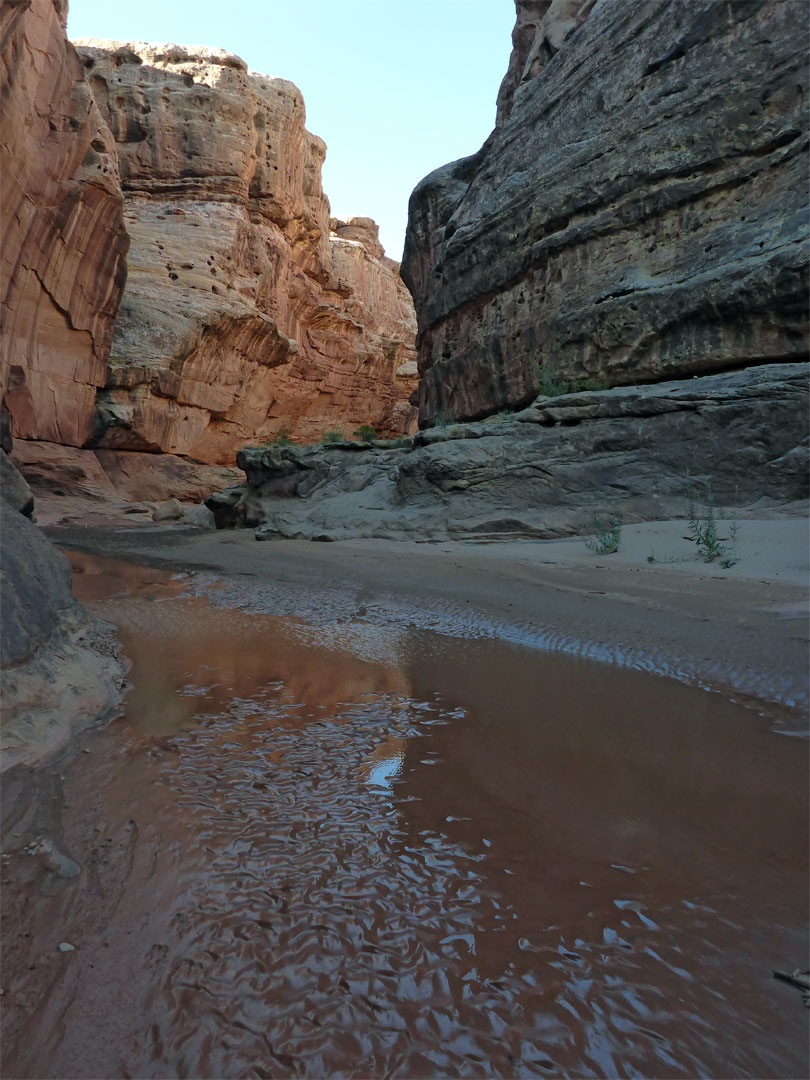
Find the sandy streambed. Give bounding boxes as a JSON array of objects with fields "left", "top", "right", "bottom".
[{"left": 0, "top": 549, "right": 807, "bottom": 1079}]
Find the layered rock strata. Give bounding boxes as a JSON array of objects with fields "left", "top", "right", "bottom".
[
  {"left": 9, "top": 440, "right": 240, "bottom": 525},
  {"left": 402, "top": 0, "right": 809, "bottom": 427},
  {"left": 207, "top": 363, "right": 809, "bottom": 542},
  {"left": 74, "top": 40, "right": 417, "bottom": 461},
  {"left": 0, "top": 0, "right": 128, "bottom": 447}
]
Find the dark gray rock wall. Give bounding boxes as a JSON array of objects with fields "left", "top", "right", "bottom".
[
  {"left": 0, "top": 450, "right": 34, "bottom": 518},
  {"left": 401, "top": 0, "right": 809, "bottom": 427},
  {"left": 0, "top": 499, "right": 76, "bottom": 668},
  {"left": 0, "top": 500, "right": 126, "bottom": 770}
]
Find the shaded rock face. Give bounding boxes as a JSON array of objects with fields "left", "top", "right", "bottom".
[
  {"left": 0, "top": 450, "right": 34, "bottom": 518},
  {"left": 0, "top": 499, "right": 126, "bottom": 771},
  {"left": 0, "top": 498, "right": 77, "bottom": 669},
  {"left": 74, "top": 41, "right": 417, "bottom": 462},
  {"left": 0, "top": 0, "right": 129, "bottom": 448},
  {"left": 402, "top": 0, "right": 809, "bottom": 427},
  {"left": 207, "top": 363, "right": 809, "bottom": 541}
]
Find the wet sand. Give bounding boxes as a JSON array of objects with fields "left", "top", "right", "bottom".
[
  {"left": 50, "top": 518, "right": 810, "bottom": 723},
  {"left": 1, "top": 551, "right": 807, "bottom": 1079}
]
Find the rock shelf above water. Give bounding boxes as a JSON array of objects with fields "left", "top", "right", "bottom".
[{"left": 207, "top": 362, "right": 809, "bottom": 542}]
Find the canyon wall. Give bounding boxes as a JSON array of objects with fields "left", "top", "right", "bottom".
[
  {"left": 74, "top": 40, "right": 417, "bottom": 462},
  {"left": 0, "top": 0, "right": 129, "bottom": 447},
  {"left": 402, "top": 0, "right": 809, "bottom": 426}
]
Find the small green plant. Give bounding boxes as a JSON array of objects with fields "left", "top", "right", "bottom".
[
  {"left": 536, "top": 368, "right": 573, "bottom": 397},
  {"left": 686, "top": 471, "right": 738, "bottom": 564},
  {"left": 536, "top": 366, "right": 609, "bottom": 397},
  {"left": 321, "top": 430, "right": 346, "bottom": 443},
  {"left": 578, "top": 376, "right": 609, "bottom": 391},
  {"left": 353, "top": 424, "right": 377, "bottom": 442},
  {"left": 585, "top": 511, "right": 623, "bottom": 555},
  {"left": 263, "top": 425, "right": 294, "bottom": 446},
  {"left": 647, "top": 551, "right": 689, "bottom": 566}
]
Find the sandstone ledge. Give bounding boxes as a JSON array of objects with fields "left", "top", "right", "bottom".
[{"left": 206, "top": 363, "right": 809, "bottom": 542}]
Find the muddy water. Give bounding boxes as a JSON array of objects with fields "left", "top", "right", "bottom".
[{"left": 1, "top": 553, "right": 807, "bottom": 1080}]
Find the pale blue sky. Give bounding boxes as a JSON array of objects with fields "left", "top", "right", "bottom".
[{"left": 67, "top": 0, "right": 515, "bottom": 260}]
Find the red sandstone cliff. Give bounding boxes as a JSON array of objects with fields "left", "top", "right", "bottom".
[
  {"left": 74, "top": 40, "right": 417, "bottom": 462},
  {"left": 0, "top": 0, "right": 129, "bottom": 448}
]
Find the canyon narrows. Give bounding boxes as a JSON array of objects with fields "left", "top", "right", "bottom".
[{"left": 1, "top": 1, "right": 808, "bottom": 1078}]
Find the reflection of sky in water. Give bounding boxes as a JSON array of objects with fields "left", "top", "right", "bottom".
[{"left": 366, "top": 752, "right": 404, "bottom": 790}]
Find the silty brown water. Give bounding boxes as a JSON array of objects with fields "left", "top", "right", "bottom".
[{"left": 1, "top": 551, "right": 807, "bottom": 1079}]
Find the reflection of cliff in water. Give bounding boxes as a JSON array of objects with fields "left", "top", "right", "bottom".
[{"left": 1, "top": 551, "right": 805, "bottom": 1080}]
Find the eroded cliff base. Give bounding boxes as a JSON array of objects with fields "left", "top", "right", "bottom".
[{"left": 206, "top": 363, "right": 809, "bottom": 543}]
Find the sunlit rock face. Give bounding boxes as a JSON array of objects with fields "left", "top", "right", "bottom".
[
  {"left": 402, "top": 0, "right": 809, "bottom": 428},
  {"left": 0, "top": 0, "right": 129, "bottom": 448},
  {"left": 75, "top": 41, "right": 417, "bottom": 462}
]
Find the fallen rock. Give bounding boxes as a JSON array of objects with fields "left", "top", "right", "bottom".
[
  {"left": 152, "top": 498, "right": 184, "bottom": 522},
  {"left": 207, "top": 364, "right": 809, "bottom": 541},
  {"left": 57, "top": 943, "right": 75, "bottom": 953},
  {"left": 182, "top": 503, "right": 216, "bottom": 530},
  {"left": 402, "top": 0, "right": 809, "bottom": 426}
]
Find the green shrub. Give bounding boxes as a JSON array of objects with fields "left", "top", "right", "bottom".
[
  {"left": 321, "top": 430, "right": 346, "bottom": 444},
  {"left": 536, "top": 366, "right": 608, "bottom": 397},
  {"left": 585, "top": 511, "right": 623, "bottom": 555},
  {"left": 353, "top": 424, "right": 377, "bottom": 442},
  {"left": 686, "top": 471, "right": 739, "bottom": 565}
]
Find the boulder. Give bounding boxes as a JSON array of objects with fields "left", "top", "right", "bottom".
[
  {"left": 152, "top": 498, "right": 184, "bottom": 522},
  {"left": 182, "top": 503, "right": 216, "bottom": 530},
  {"left": 0, "top": 451, "right": 34, "bottom": 518},
  {"left": 0, "top": 500, "right": 126, "bottom": 770}
]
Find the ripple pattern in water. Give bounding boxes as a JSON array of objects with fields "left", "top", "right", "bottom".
[{"left": 1, "top": 554, "right": 807, "bottom": 1079}]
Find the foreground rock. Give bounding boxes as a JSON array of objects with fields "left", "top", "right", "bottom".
[
  {"left": 0, "top": 451, "right": 34, "bottom": 518},
  {"left": 0, "top": 500, "right": 126, "bottom": 772},
  {"left": 402, "top": 0, "right": 809, "bottom": 426},
  {"left": 0, "top": 0, "right": 128, "bottom": 447},
  {"left": 74, "top": 40, "right": 418, "bottom": 460},
  {"left": 207, "top": 363, "right": 809, "bottom": 541}
]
